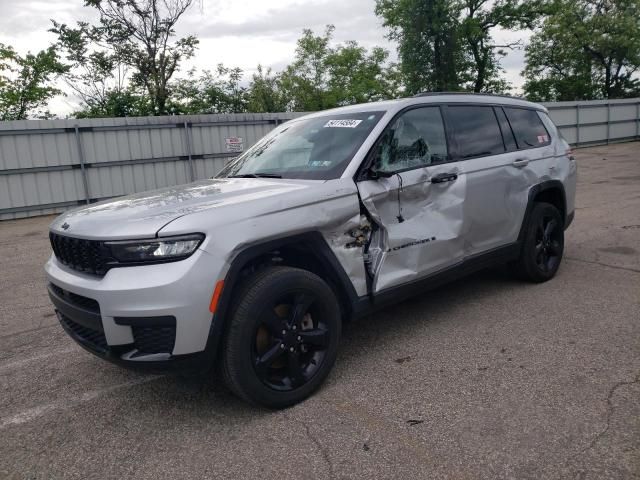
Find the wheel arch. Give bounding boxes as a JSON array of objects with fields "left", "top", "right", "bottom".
[
  {"left": 203, "top": 232, "right": 360, "bottom": 362},
  {"left": 518, "top": 180, "right": 568, "bottom": 243}
]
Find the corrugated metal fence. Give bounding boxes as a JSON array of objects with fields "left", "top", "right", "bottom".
[
  {"left": 1, "top": 98, "right": 639, "bottom": 220},
  {"left": 542, "top": 98, "right": 640, "bottom": 146},
  {"left": 0, "top": 113, "right": 303, "bottom": 220}
]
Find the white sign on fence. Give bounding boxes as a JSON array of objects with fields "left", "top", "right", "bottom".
[{"left": 225, "top": 137, "right": 244, "bottom": 153}]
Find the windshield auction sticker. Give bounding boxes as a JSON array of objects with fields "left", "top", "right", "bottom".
[
  {"left": 225, "top": 137, "right": 244, "bottom": 153},
  {"left": 323, "top": 119, "right": 363, "bottom": 128}
]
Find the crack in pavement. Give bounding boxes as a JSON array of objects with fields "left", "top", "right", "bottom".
[
  {"left": 284, "top": 412, "right": 336, "bottom": 479},
  {"left": 579, "top": 372, "right": 640, "bottom": 454},
  {"left": 565, "top": 257, "right": 640, "bottom": 274}
]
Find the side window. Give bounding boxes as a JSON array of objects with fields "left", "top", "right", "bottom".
[
  {"left": 447, "top": 106, "right": 505, "bottom": 159},
  {"left": 504, "top": 107, "right": 551, "bottom": 149},
  {"left": 373, "top": 107, "right": 448, "bottom": 174},
  {"left": 495, "top": 107, "right": 518, "bottom": 151}
]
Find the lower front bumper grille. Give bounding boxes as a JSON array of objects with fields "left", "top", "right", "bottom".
[
  {"left": 49, "top": 283, "right": 189, "bottom": 369},
  {"left": 132, "top": 326, "right": 176, "bottom": 354},
  {"left": 58, "top": 312, "right": 108, "bottom": 353}
]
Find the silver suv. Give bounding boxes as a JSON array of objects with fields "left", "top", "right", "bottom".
[{"left": 46, "top": 93, "right": 577, "bottom": 408}]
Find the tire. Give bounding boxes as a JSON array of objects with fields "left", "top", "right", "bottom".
[
  {"left": 221, "top": 266, "right": 341, "bottom": 409},
  {"left": 510, "top": 202, "right": 564, "bottom": 283}
]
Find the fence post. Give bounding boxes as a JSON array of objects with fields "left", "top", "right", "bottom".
[
  {"left": 576, "top": 104, "right": 581, "bottom": 146},
  {"left": 636, "top": 101, "right": 639, "bottom": 140},
  {"left": 606, "top": 102, "right": 611, "bottom": 144},
  {"left": 74, "top": 125, "right": 90, "bottom": 204},
  {"left": 183, "top": 121, "right": 195, "bottom": 181}
]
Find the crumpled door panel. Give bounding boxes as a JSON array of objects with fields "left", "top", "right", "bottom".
[{"left": 357, "top": 165, "right": 466, "bottom": 292}]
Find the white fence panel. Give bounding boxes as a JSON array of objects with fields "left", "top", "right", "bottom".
[{"left": 1, "top": 99, "right": 639, "bottom": 220}]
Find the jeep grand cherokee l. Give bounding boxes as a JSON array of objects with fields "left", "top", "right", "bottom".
[{"left": 46, "top": 93, "right": 577, "bottom": 408}]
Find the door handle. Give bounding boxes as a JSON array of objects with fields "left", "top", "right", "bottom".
[
  {"left": 512, "top": 159, "right": 529, "bottom": 168},
  {"left": 431, "top": 172, "right": 458, "bottom": 184}
]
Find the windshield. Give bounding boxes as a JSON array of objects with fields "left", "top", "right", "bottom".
[{"left": 217, "top": 111, "right": 384, "bottom": 180}]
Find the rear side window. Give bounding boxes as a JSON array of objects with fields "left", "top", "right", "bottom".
[
  {"left": 504, "top": 107, "right": 550, "bottom": 149},
  {"left": 495, "top": 107, "right": 518, "bottom": 151},
  {"left": 446, "top": 106, "right": 505, "bottom": 159}
]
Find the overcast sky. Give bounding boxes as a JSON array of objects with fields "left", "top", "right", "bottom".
[{"left": 0, "top": 0, "right": 529, "bottom": 116}]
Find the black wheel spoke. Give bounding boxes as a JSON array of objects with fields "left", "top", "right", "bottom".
[
  {"left": 286, "top": 351, "right": 305, "bottom": 388},
  {"left": 262, "top": 310, "right": 285, "bottom": 336},
  {"left": 298, "top": 328, "right": 329, "bottom": 348},
  {"left": 548, "top": 240, "right": 561, "bottom": 256},
  {"left": 535, "top": 243, "right": 544, "bottom": 265},
  {"left": 289, "top": 293, "right": 313, "bottom": 327},
  {"left": 255, "top": 341, "right": 285, "bottom": 373},
  {"left": 540, "top": 253, "right": 549, "bottom": 271},
  {"left": 544, "top": 219, "right": 557, "bottom": 238}
]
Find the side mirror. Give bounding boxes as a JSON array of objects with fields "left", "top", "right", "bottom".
[{"left": 368, "top": 165, "right": 394, "bottom": 180}]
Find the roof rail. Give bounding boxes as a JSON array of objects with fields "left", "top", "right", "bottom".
[{"left": 413, "top": 91, "right": 524, "bottom": 100}]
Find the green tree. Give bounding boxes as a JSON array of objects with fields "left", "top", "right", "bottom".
[
  {"left": 279, "top": 26, "right": 335, "bottom": 111},
  {"left": 50, "top": 20, "right": 136, "bottom": 117},
  {"left": 279, "top": 26, "right": 398, "bottom": 111},
  {"left": 325, "top": 42, "right": 401, "bottom": 105},
  {"left": 524, "top": 0, "right": 640, "bottom": 100},
  {"left": 376, "top": 0, "right": 542, "bottom": 93},
  {"left": 171, "top": 65, "right": 248, "bottom": 114},
  {"left": 458, "top": 0, "right": 541, "bottom": 92},
  {"left": 0, "top": 44, "right": 67, "bottom": 120},
  {"left": 376, "top": 0, "right": 464, "bottom": 93},
  {"left": 72, "top": 89, "right": 153, "bottom": 118},
  {"left": 246, "top": 66, "right": 287, "bottom": 113},
  {"left": 53, "top": 0, "right": 198, "bottom": 116}
]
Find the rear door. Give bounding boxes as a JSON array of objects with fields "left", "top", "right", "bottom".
[
  {"left": 443, "top": 104, "right": 518, "bottom": 256},
  {"left": 356, "top": 106, "right": 467, "bottom": 293},
  {"left": 444, "top": 104, "right": 553, "bottom": 257}
]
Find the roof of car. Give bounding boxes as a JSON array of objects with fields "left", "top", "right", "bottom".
[{"left": 301, "top": 93, "right": 546, "bottom": 120}]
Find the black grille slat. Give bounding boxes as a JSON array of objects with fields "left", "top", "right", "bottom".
[
  {"left": 49, "top": 232, "right": 110, "bottom": 276},
  {"left": 132, "top": 326, "right": 176, "bottom": 354},
  {"left": 59, "top": 314, "right": 108, "bottom": 352},
  {"left": 49, "top": 283, "right": 100, "bottom": 314}
]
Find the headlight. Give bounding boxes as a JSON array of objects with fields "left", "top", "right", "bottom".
[{"left": 105, "top": 234, "right": 204, "bottom": 263}]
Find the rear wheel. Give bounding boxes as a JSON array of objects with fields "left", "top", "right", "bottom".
[
  {"left": 510, "top": 202, "right": 564, "bottom": 282},
  {"left": 221, "top": 266, "right": 341, "bottom": 408}
]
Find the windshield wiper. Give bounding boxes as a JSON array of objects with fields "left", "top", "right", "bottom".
[{"left": 229, "top": 173, "right": 283, "bottom": 179}]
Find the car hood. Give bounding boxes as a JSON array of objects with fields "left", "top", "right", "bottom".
[{"left": 49, "top": 178, "right": 320, "bottom": 239}]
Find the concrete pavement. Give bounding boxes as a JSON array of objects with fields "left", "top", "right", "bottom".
[{"left": 0, "top": 142, "right": 638, "bottom": 479}]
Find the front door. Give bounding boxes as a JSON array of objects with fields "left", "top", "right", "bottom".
[{"left": 356, "top": 106, "right": 467, "bottom": 293}]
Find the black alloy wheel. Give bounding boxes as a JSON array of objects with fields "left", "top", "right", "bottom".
[
  {"left": 510, "top": 202, "right": 565, "bottom": 283},
  {"left": 533, "top": 213, "right": 562, "bottom": 274},
  {"left": 221, "top": 266, "right": 341, "bottom": 408},
  {"left": 252, "top": 291, "right": 330, "bottom": 391}
]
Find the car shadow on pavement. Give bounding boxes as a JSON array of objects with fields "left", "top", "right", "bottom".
[{"left": 89, "top": 265, "right": 519, "bottom": 420}]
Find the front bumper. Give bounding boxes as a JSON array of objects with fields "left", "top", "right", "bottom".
[{"left": 45, "top": 248, "right": 225, "bottom": 370}]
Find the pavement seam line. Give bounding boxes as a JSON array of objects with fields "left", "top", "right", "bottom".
[
  {"left": 0, "top": 324, "right": 59, "bottom": 340},
  {"left": 0, "top": 347, "right": 77, "bottom": 373}
]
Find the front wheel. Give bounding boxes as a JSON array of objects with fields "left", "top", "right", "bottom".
[
  {"left": 221, "top": 266, "right": 341, "bottom": 408},
  {"left": 510, "top": 202, "right": 565, "bottom": 283}
]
